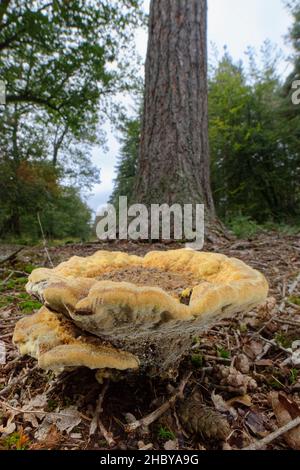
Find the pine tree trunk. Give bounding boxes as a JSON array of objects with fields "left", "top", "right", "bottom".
[{"left": 133, "top": 0, "right": 218, "bottom": 231}]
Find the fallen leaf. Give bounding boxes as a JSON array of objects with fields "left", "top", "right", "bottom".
[
  {"left": 35, "top": 406, "right": 81, "bottom": 441},
  {"left": 23, "top": 394, "right": 47, "bottom": 427},
  {"left": 0, "top": 409, "right": 18, "bottom": 436},
  {"left": 164, "top": 439, "right": 178, "bottom": 450},
  {"left": 34, "top": 418, "right": 53, "bottom": 441},
  {"left": 54, "top": 406, "right": 81, "bottom": 434},
  {"left": 211, "top": 391, "right": 237, "bottom": 418},
  {"left": 138, "top": 441, "right": 153, "bottom": 450},
  {"left": 227, "top": 395, "right": 253, "bottom": 408},
  {"left": 32, "top": 425, "right": 61, "bottom": 449},
  {"left": 269, "top": 392, "right": 300, "bottom": 450},
  {"left": 245, "top": 409, "right": 268, "bottom": 437},
  {"left": 0, "top": 420, "right": 16, "bottom": 435},
  {"left": 244, "top": 340, "right": 264, "bottom": 360},
  {"left": 254, "top": 359, "right": 273, "bottom": 367},
  {"left": 70, "top": 432, "right": 82, "bottom": 439}
]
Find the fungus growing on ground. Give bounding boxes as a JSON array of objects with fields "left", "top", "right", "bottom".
[
  {"left": 13, "top": 249, "right": 268, "bottom": 378},
  {"left": 13, "top": 306, "right": 139, "bottom": 374}
]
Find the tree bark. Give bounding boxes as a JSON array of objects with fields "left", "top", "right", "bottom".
[{"left": 132, "top": 0, "right": 217, "bottom": 229}]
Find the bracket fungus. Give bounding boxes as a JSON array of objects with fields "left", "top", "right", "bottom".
[{"left": 13, "top": 249, "right": 268, "bottom": 378}]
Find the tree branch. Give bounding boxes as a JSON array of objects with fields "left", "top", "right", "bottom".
[{"left": 6, "top": 93, "right": 61, "bottom": 113}]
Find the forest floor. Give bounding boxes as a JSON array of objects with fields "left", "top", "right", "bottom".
[{"left": 0, "top": 233, "right": 300, "bottom": 451}]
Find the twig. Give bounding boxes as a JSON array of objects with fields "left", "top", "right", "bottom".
[
  {"left": 250, "top": 316, "right": 275, "bottom": 338},
  {"left": 274, "top": 317, "right": 300, "bottom": 328},
  {"left": 37, "top": 212, "right": 54, "bottom": 267},
  {"left": 259, "top": 335, "right": 291, "bottom": 355},
  {"left": 243, "top": 416, "right": 300, "bottom": 450},
  {"left": 203, "top": 354, "right": 231, "bottom": 363},
  {"left": 279, "top": 271, "right": 300, "bottom": 312},
  {"left": 89, "top": 382, "right": 115, "bottom": 447},
  {"left": 288, "top": 271, "right": 300, "bottom": 296},
  {"left": 0, "top": 247, "right": 23, "bottom": 266},
  {"left": 126, "top": 372, "right": 192, "bottom": 433},
  {"left": 0, "top": 268, "right": 27, "bottom": 275},
  {"left": 0, "top": 399, "right": 90, "bottom": 421},
  {"left": 1, "top": 271, "right": 14, "bottom": 285},
  {"left": 286, "top": 301, "right": 300, "bottom": 311},
  {"left": 0, "top": 366, "right": 36, "bottom": 397},
  {"left": 0, "top": 332, "right": 13, "bottom": 339}
]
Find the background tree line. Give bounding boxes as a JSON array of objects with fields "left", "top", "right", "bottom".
[
  {"left": 0, "top": 0, "right": 143, "bottom": 241},
  {"left": 1, "top": 1, "right": 299, "bottom": 242},
  {"left": 111, "top": 1, "right": 300, "bottom": 237}
]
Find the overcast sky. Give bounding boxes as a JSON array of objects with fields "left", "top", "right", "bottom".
[{"left": 88, "top": 0, "right": 293, "bottom": 213}]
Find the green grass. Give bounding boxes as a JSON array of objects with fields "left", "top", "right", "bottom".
[
  {"left": 275, "top": 332, "right": 292, "bottom": 349},
  {"left": 217, "top": 347, "right": 231, "bottom": 359},
  {"left": 227, "top": 215, "right": 262, "bottom": 239},
  {"left": 289, "top": 296, "right": 300, "bottom": 306},
  {"left": 289, "top": 368, "right": 299, "bottom": 385},
  {"left": 191, "top": 353, "right": 204, "bottom": 368},
  {"left": 157, "top": 426, "right": 175, "bottom": 441},
  {"left": 0, "top": 268, "right": 42, "bottom": 312},
  {"left": 2, "top": 432, "right": 29, "bottom": 450},
  {"left": 226, "top": 215, "right": 300, "bottom": 239},
  {"left": 19, "top": 299, "right": 42, "bottom": 313}
]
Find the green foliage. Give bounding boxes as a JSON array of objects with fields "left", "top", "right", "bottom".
[
  {"left": 227, "top": 215, "right": 262, "bottom": 239},
  {"left": 0, "top": 270, "right": 44, "bottom": 311},
  {"left": 209, "top": 46, "right": 300, "bottom": 224},
  {"left": 288, "top": 296, "right": 300, "bottom": 306},
  {"left": 191, "top": 353, "right": 204, "bottom": 368},
  {"left": 275, "top": 332, "right": 292, "bottom": 349},
  {"left": 269, "top": 377, "right": 285, "bottom": 390},
  {"left": 37, "top": 187, "right": 93, "bottom": 240},
  {"left": 111, "top": 39, "right": 300, "bottom": 229},
  {"left": 2, "top": 431, "right": 29, "bottom": 450},
  {"left": 0, "top": 1, "right": 144, "bottom": 129},
  {"left": 46, "top": 399, "right": 59, "bottom": 412},
  {"left": 217, "top": 347, "right": 231, "bottom": 359},
  {"left": 0, "top": 1, "right": 144, "bottom": 240},
  {"left": 19, "top": 299, "right": 43, "bottom": 313},
  {"left": 157, "top": 426, "right": 175, "bottom": 441},
  {"left": 289, "top": 368, "right": 299, "bottom": 385},
  {"left": 110, "top": 113, "right": 141, "bottom": 206}
]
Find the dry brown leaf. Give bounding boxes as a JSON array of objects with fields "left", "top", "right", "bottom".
[
  {"left": 244, "top": 340, "right": 264, "bottom": 360},
  {"left": 0, "top": 410, "right": 18, "bottom": 435},
  {"left": 164, "top": 439, "right": 178, "bottom": 450},
  {"left": 227, "top": 395, "right": 253, "bottom": 408},
  {"left": 23, "top": 393, "right": 47, "bottom": 427},
  {"left": 0, "top": 419, "right": 16, "bottom": 435},
  {"left": 245, "top": 409, "right": 268, "bottom": 437},
  {"left": 53, "top": 406, "right": 81, "bottom": 434},
  {"left": 34, "top": 406, "right": 81, "bottom": 441},
  {"left": 254, "top": 359, "right": 273, "bottom": 367},
  {"left": 269, "top": 392, "right": 300, "bottom": 450},
  {"left": 31, "top": 425, "right": 61, "bottom": 449},
  {"left": 211, "top": 391, "right": 237, "bottom": 419}
]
